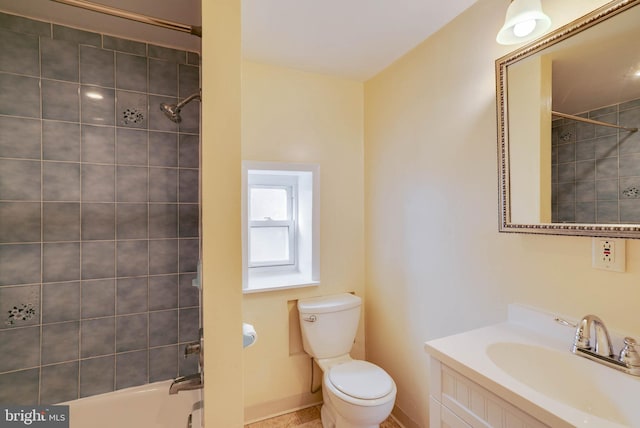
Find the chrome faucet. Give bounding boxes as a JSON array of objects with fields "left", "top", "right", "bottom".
[
  {"left": 169, "top": 373, "right": 203, "bottom": 395},
  {"left": 556, "top": 314, "right": 640, "bottom": 376}
]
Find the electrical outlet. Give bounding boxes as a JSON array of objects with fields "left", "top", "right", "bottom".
[{"left": 592, "top": 238, "right": 625, "bottom": 272}]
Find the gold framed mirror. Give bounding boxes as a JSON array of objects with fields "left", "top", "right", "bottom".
[{"left": 497, "top": 0, "right": 640, "bottom": 237}]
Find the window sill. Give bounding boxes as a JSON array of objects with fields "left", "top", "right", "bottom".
[{"left": 243, "top": 273, "right": 319, "bottom": 294}]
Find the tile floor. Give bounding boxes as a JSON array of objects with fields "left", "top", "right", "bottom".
[{"left": 245, "top": 405, "right": 403, "bottom": 428}]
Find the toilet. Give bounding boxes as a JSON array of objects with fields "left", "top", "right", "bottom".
[{"left": 298, "top": 293, "right": 396, "bottom": 428}]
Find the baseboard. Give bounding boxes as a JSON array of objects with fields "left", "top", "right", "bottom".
[
  {"left": 391, "top": 405, "right": 421, "bottom": 428},
  {"left": 244, "top": 392, "right": 322, "bottom": 425}
]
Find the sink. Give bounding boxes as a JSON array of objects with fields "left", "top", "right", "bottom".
[{"left": 486, "top": 342, "right": 640, "bottom": 427}]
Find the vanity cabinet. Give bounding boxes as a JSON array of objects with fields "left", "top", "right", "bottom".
[{"left": 429, "top": 358, "right": 548, "bottom": 428}]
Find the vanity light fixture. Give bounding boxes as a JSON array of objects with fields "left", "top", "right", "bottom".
[{"left": 496, "top": 0, "right": 551, "bottom": 45}]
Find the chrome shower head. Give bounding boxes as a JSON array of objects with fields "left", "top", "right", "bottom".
[{"left": 159, "top": 91, "right": 201, "bottom": 123}]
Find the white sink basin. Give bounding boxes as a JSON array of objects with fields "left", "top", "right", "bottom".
[{"left": 486, "top": 342, "right": 638, "bottom": 427}]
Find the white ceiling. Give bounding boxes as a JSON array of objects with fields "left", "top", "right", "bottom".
[{"left": 0, "top": 0, "right": 478, "bottom": 81}]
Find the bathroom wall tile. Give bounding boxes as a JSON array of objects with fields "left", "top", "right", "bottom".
[
  {"left": 557, "top": 144, "right": 575, "bottom": 164},
  {"left": 594, "top": 113, "right": 618, "bottom": 138},
  {"left": 149, "top": 58, "right": 178, "bottom": 96},
  {"left": 149, "top": 168, "right": 178, "bottom": 202},
  {"left": 0, "top": 28, "right": 39, "bottom": 76},
  {"left": 179, "top": 169, "right": 199, "bottom": 203},
  {"left": 0, "top": 369, "right": 40, "bottom": 405},
  {"left": 575, "top": 160, "right": 595, "bottom": 182},
  {"left": 0, "top": 202, "right": 41, "bottom": 243},
  {"left": 81, "top": 241, "right": 115, "bottom": 280},
  {"left": 41, "top": 37, "right": 79, "bottom": 82},
  {"left": 187, "top": 52, "right": 200, "bottom": 66},
  {"left": 43, "top": 243, "right": 80, "bottom": 283},
  {"left": 179, "top": 345, "right": 198, "bottom": 376},
  {"left": 81, "top": 125, "right": 115, "bottom": 164},
  {"left": 149, "top": 131, "right": 178, "bottom": 167},
  {"left": 40, "top": 361, "right": 79, "bottom": 403},
  {"left": 116, "top": 350, "right": 148, "bottom": 390},
  {"left": 179, "top": 239, "right": 199, "bottom": 273},
  {"left": 0, "top": 244, "right": 41, "bottom": 286},
  {"left": 594, "top": 135, "right": 619, "bottom": 159},
  {"left": 591, "top": 105, "right": 617, "bottom": 118},
  {"left": 0, "top": 159, "right": 41, "bottom": 201},
  {"left": 116, "top": 90, "right": 147, "bottom": 129},
  {"left": 0, "top": 326, "right": 40, "bottom": 372},
  {"left": 41, "top": 321, "right": 79, "bottom": 365},
  {"left": 0, "top": 284, "right": 40, "bottom": 329},
  {"left": 42, "top": 80, "right": 79, "bottom": 122},
  {"left": 81, "top": 317, "right": 115, "bottom": 358},
  {"left": 43, "top": 203, "right": 80, "bottom": 241},
  {"left": 556, "top": 124, "right": 576, "bottom": 145},
  {"left": 620, "top": 200, "right": 640, "bottom": 223},
  {"left": 149, "top": 203, "right": 178, "bottom": 238},
  {"left": 80, "top": 45, "right": 115, "bottom": 87},
  {"left": 575, "top": 140, "right": 595, "bottom": 161},
  {"left": 43, "top": 121, "right": 80, "bottom": 161},
  {"left": 597, "top": 179, "right": 619, "bottom": 201},
  {"left": 178, "top": 308, "right": 199, "bottom": 343},
  {"left": 0, "top": 12, "right": 51, "bottom": 37},
  {"left": 556, "top": 183, "right": 575, "bottom": 204},
  {"left": 149, "top": 275, "right": 178, "bottom": 311},
  {"left": 557, "top": 162, "right": 575, "bottom": 183},
  {"left": 116, "top": 203, "right": 148, "bottom": 239},
  {"left": 619, "top": 153, "right": 640, "bottom": 177},
  {"left": 178, "top": 204, "right": 199, "bottom": 238},
  {"left": 80, "top": 356, "right": 115, "bottom": 397},
  {"left": 148, "top": 44, "right": 186, "bottom": 63},
  {"left": 116, "top": 52, "right": 147, "bottom": 92},
  {"left": 116, "top": 313, "right": 148, "bottom": 352},
  {"left": 117, "top": 166, "right": 148, "bottom": 202},
  {"left": 81, "top": 279, "right": 115, "bottom": 319},
  {"left": 52, "top": 24, "right": 100, "bottom": 47},
  {"left": 178, "top": 64, "right": 199, "bottom": 99},
  {"left": 619, "top": 131, "right": 640, "bottom": 155},
  {"left": 148, "top": 95, "right": 178, "bottom": 132},
  {"left": 103, "top": 35, "right": 146, "bottom": 56},
  {"left": 596, "top": 157, "right": 619, "bottom": 180},
  {"left": 556, "top": 202, "right": 575, "bottom": 223},
  {"left": 0, "top": 73, "right": 40, "bottom": 118},
  {"left": 116, "top": 240, "right": 148, "bottom": 277},
  {"left": 179, "top": 273, "right": 198, "bottom": 308},
  {"left": 575, "top": 202, "right": 596, "bottom": 224},
  {"left": 178, "top": 102, "right": 200, "bottom": 134},
  {"left": 597, "top": 201, "right": 619, "bottom": 223},
  {"left": 575, "top": 181, "right": 595, "bottom": 202},
  {"left": 149, "top": 239, "right": 178, "bottom": 275},
  {"left": 116, "top": 277, "right": 148, "bottom": 315},
  {"left": 42, "top": 281, "right": 80, "bottom": 323},
  {"left": 575, "top": 121, "right": 595, "bottom": 142},
  {"left": 80, "top": 86, "right": 115, "bottom": 125},
  {"left": 0, "top": 116, "right": 41, "bottom": 159},
  {"left": 43, "top": 161, "right": 81, "bottom": 201},
  {"left": 149, "top": 345, "right": 178, "bottom": 382},
  {"left": 116, "top": 128, "right": 148, "bottom": 165},
  {"left": 178, "top": 134, "right": 199, "bottom": 168},
  {"left": 82, "top": 164, "right": 115, "bottom": 202},
  {"left": 81, "top": 203, "right": 116, "bottom": 240},
  {"left": 149, "top": 310, "right": 178, "bottom": 347}
]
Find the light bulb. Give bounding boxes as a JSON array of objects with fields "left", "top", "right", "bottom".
[{"left": 513, "top": 19, "right": 537, "bottom": 37}]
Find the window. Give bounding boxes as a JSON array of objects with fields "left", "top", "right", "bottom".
[{"left": 242, "top": 161, "right": 319, "bottom": 293}]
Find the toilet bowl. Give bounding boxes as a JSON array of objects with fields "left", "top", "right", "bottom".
[{"left": 297, "top": 293, "right": 397, "bottom": 428}]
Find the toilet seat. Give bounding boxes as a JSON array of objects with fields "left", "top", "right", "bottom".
[{"left": 327, "top": 361, "right": 394, "bottom": 400}]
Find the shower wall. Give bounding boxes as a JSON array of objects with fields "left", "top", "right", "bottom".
[
  {"left": 552, "top": 98, "right": 640, "bottom": 223},
  {"left": 0, "top": 11, "right": 201, "bottom": 404}
]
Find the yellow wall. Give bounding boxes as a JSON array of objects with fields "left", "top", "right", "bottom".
[
  {"left": 364, "top": 0, "right": 640, "bottom": 427},
  {"left": 201, "top": 1, "right": 243, "bottom": 427},
  {"left": 241, "top": 61, "right": 365, "bottom": 422}
]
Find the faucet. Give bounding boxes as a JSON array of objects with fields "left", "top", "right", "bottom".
[
  {"left": 169, "top": 373, "right": 203, "bottom": 395},
  {"left": 557, "top": 314, "right": 640, "bottom": 376}
]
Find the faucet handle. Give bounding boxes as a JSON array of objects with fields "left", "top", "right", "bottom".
[{"left": 619, "top": 337, "right": 640, "bottom": 367}]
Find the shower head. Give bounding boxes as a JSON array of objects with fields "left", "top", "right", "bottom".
[{"left": 160, "top": 91, "right": 201, "bottom": 123}]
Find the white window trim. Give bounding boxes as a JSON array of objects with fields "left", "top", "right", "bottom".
[{"left": 242, "top": 161, "right": 320, "bottom": 293}]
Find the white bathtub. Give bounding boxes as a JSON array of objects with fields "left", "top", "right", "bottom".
[{"left": 61, "top": 380, "right": 202, "bottom": 428}]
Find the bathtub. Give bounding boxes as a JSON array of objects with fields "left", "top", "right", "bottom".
[{"left": 61, "top": 380, "right": 202, "bottom": 428}]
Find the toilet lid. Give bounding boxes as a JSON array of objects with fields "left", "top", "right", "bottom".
[{"left": 328, "top": 361, "right": 393, "bottom": 400}]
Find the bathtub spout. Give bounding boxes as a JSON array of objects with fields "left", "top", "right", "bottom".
[{"left": 169, "top": 373, "right": 203, "bottom": 395}]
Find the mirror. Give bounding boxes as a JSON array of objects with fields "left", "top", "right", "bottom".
[{"left": 497, "top": 0, "right": 640, "bottom": 238}]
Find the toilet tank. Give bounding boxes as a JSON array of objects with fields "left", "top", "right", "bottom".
[{"left": 297, "top": 293, "right": 361, "bottom": 359}]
